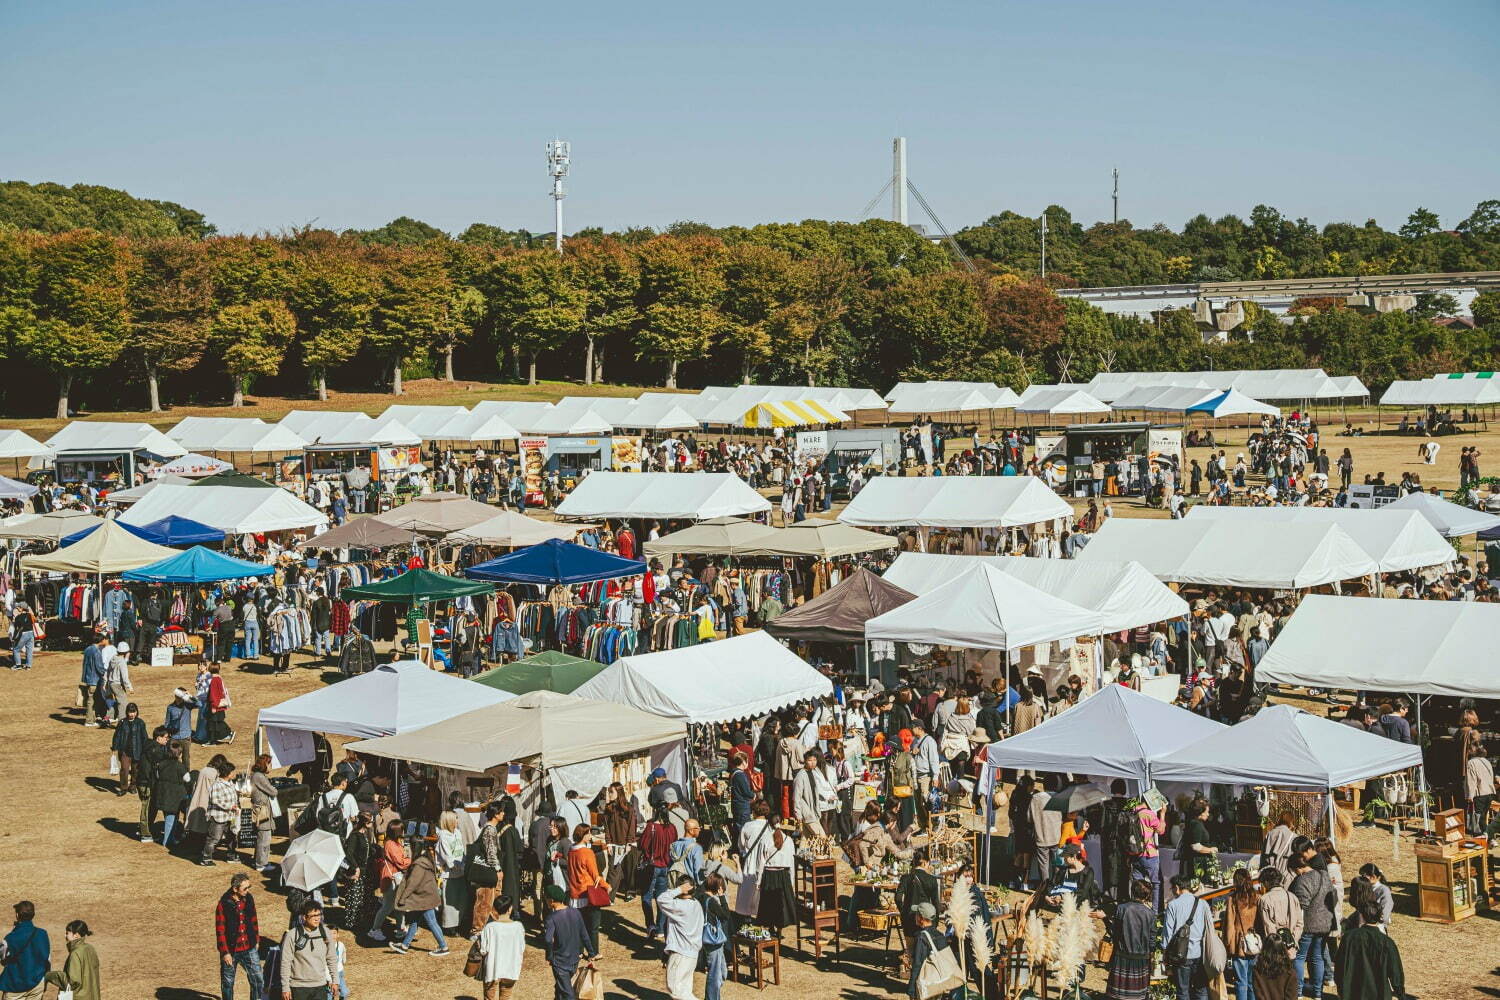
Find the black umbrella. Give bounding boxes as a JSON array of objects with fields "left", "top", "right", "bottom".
[{"left": 1044, "top": 781, "right": 1109, "bottom": 813}]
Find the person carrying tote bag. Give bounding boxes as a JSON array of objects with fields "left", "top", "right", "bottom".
[{"left": 908, "top": 904, "right": 963, "bottom": 999}]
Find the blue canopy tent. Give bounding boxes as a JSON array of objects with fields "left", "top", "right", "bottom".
[
  {"left": 465, "top": 537, "right": 647, "bottom": 585},
  {"left": 63, "top": 514, "right": 225, "bottom": 548},
  {"left": 123, "top": 545, "right": 275, "bottom": 583},
  {"left": 0, "top": 474, "right": 39, "bottom": 500}
]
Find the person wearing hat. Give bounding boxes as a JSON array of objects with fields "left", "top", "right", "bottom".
[
  {"left": 163, "top": 688, "right": 195, "bottom": 770},
  {"left": 1046, "top": 843, "right": 1104, "bottom": 917},
  {"left": 906, "top": 901, "right": 947, "bottom": 999},
  {"left": 9, "top": 602, "right": 36, "bottom": 670},
  {"left": 646, "top": 767, "right": 686, "bottom": 815},
  {"left": 543, "top": 883, "right": 593, "bottom": 1000},
  {"left": 103, "top": 641, "right": 133, "bottom": 726}
]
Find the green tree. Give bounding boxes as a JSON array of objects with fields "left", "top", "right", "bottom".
[
  {"left": 351, "top": 216, "right": 449, "bottom": 246},
  {"left": 367, "top": 247, "right": 451, "bottom": 394},
  {"left": 634, "top": 236, "right": 726, "bottom": 387},
  {"left": 210, "top": 299, "right": 297, "bottom": 406},
  {"left": 127, "top": 238, "right": 214, "bottom": 411},
  {"left": 1399, "top": 207, "right": 1441, "bottom": 240},
  {"left": 16, "top": 230, "right": 131, "bottom": 418},
  {"left": 566, "top": 238, "right": 640, "bottom": 384},
  {"left": 480, "top": 251, "right": 585, "bottom": 385},
  {"left": 288, "top": 245, "right": 375, "bottom": 400},
  {"left": 720, "top": 243, "right": 802, "bottom": 383},
  {"left": 1471, "top": 290, "right": 1500, "bottom": 330}
]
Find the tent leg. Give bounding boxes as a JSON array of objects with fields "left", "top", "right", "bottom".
[{"left": 1416, "top": 696, "right": 1430, "bottom": 831}]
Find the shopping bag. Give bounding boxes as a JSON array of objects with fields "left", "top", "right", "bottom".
[
  {"left": 573, "top": 963, "right": 602, "bottom": 1000},
  {"left": 108, "top": 753, "right": 120, "bottom": 776},
  {"left": 916, "top": 944, "right": 965, "bottom": 998},
  {"left": 58, "top": 990, "right": 74, "bottom": 1000}
]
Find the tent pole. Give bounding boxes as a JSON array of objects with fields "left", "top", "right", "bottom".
[{"left": 1416, "top": 695, "right": 1430, "bottom": 830}]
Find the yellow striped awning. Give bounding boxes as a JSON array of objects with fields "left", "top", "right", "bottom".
[{"left": 740, "top": 400, "right": 849, "bottom": 428}]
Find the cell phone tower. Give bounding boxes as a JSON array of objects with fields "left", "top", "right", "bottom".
[{"left": 547, "top": 140, "right": 570, "bottom": 254}]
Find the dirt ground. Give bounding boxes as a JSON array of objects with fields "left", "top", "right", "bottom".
[{"left": 2, "top": 409, "right": 1499, "bottom": 998}]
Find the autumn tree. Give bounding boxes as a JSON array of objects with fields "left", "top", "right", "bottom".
[
  {"left": 127, "top": 237, "right": 214, "bottom": 411},
  {"left": 16, "top": 230, "right": 131, "bottom": 418},
  {"left": 978, "top": 275, "right": 1066, "bottom": 357},
  {"left": 210, "top": 300, "right": 296, "bottom": 406}
]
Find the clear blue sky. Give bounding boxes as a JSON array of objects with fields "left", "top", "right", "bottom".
[{"left": 5, "top": 0, "right": 1497, "bottom": 238}]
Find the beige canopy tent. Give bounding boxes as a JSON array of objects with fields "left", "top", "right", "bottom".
[
  {"left": 446, "top": 510, "right": 590, "bottom": 547},
  {"left": 20, "top": 519, "right": 178, "bottom": 575},
  {"left": 346, "top": 690, "right": 686, "bottom": 772},
  {"left": 0, "top": 509, "right": 104, "bottom": 543},
  {"left": 303, "top": 517, "right": 415, "bottom": 550},
  {"left": 370, "top": 492, "right": 499, "bottom": 535},
  {"left": 747, "top": 517, "right": 896, "bottom": 558},
  {"left": 642, "top": 516, "right": 781, "bottom": 557}
]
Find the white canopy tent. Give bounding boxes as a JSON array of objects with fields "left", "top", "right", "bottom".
[
  {"left": 982, "top": 684, "right": 1226, "bottom": 782},
  {"left": 519, "top": 408, "right": 614, "bottom": 436},
  {"left": 699, "top": 384, "right": 873, "bottom": 425},
  {"left": 615, "top": 398, "right": 701, "bottom": 431},
  {"left": 1108, "top": 385, "right": 1220, "bottom": 412},
  {"left": 1077, "top": 518, "right": 1379, "bottom": 589},
  {"left": 428, "top": 409, "right": 521, "bottom": 444},
  {"left": 0, "top": 430, "right": 53, "bottom": 461},
  {"left": 1255, "top": 595, "right": 1500, "bottom": 699},
  {"left": 571, "top": 631, "right": 832, "bottom": 724},
  {"left": 377, "top": 405, "right": 471, "bottom": 439},
  {"left": 838, "top": 475, "right": 1071, "bottom": 529},
  {"left": 0, "top": 509, "right": 103, "bottom": 542},
  {"left": 1328, "top": 375, "right": 1370, "bottom": 399},
  {"left": 1086, "top": 369, "right": 1356, "bottom": 404},
  {"left": 1185, "top": 506, "right": 1453, "bottom": 575},
  {"left": 257, "top": 660, "right": 515, "bottom": 765},
  {"left": 1380, "top": 377, "right": 1500, "bottom": 406},
  {"left": 865, "top": 562, "right": 1103, "bottom": 652},
  {"left": 120, "top": 484, "right": 327, "bottom": 534},
  {"left": 1015, "top": 387, "right": 1112, "bottom": 416},
  {"left": 106, "top": 474, "right": 193, "bottom": 504},
  {"left": 1151, "top": 704, "right": 1424, "bottom": 789},
  {"left": 345, "top": 690, "right": 686, "bottom": 773},
  {"left": 555, "top": 471, "right": 770, "bottom": 521},
  {"left": 470, "top": 400, "right": 556, "bottom": 427},
  {"left": 882, "top": 553, "right": 1188, "bottom": 633},
  {"left": 885, "top": 384, "right": 1016, "bottom": 415},
  {"left": 43, "top": 422, "right": 187, "bottom": 460},
  {"left": 280, "top": 411, "right": 421, "bottom": 447},
  {"left": 1384, "top": 490, "right": 1500, "bottom": 538}
]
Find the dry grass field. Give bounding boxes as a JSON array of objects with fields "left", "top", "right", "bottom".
[{"left": 1, "top": 392, "right": 1497, "bottom": 998}]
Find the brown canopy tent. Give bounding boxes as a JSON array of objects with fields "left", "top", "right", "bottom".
[{"left": 762, "top": 566, "right": 915, "bottom": 644}]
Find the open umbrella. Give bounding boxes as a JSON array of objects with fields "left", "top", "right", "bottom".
[
  {"left": 1044, "top": 781, "right": 1109, "bottom": 813},
  {"left": 280, "top": 829, "right": 344, "bottom": 890}
]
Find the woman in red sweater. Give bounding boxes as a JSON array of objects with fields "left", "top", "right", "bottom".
[{"left": 567, "top": 824, "right": 606, "bottom": 954}]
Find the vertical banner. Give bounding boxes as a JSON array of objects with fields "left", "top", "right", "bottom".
[{"left": 520, "top": 438, "right": 548, "bottom": 493}]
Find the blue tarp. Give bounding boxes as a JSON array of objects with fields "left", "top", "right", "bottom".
[
  {"left": 63, "top": 514, "right": 225, "bottom": 548},
  {"left": 465, "top": 537, "right": 646, "bottom": 585},
  {"left": 124, "top": 545, "right": 275, "bottom": 583}
]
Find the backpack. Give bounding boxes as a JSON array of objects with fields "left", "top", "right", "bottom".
[
  {"left": 1123, "top": 806, "right": 1147, "bottom": 857},
  {"left": 316, "top": 790, "right": 351, "bottom": 835}
]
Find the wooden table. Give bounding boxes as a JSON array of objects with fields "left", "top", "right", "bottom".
[{"left": 730, "top": 935, "right": 781, "bottom": 990}]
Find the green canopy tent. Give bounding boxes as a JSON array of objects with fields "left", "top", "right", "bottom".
[
  {"left": 341, "top": 568, "right": 495, "bottom": 669},
  {"left": 469, "top": 650, "right": 607, "bottom": 695},
  {"left": 188, "top": 470, "right": 279, "bottom": 488},
  {"left": 341, "top": 568, "right": 493, "bottom": 603}
]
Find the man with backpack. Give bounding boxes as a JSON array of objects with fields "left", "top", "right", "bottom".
[
  {"left": 1161, "top": 874, "right": 1212, "bottom": 1000},
  {"left": 306, "top": 773, "right": 359, "bottom": 840}
]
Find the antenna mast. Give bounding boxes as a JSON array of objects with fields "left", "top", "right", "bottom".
[
  {"left": 892, "top": 137, "right": 908, "bottom": 225},
  {"left": 1040, "top": 211, "right": 1048, "bottom": 280},
  {"left": 547, "top": 140, "right": 570, "bottom": 254},
  {"left": 1112, "top": 167, "right": 1119, "bottom": 224}
]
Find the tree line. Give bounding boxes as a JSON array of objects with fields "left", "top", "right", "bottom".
[{"left": 0, "top": 180, "right": 1497, "bottom": 418}]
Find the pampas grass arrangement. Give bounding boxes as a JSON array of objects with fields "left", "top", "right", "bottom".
[
  {"left": 968, "top": 909, "right": 993, "bottom": 1000},
  {"left": 949, "top": 876, "right": 974, "bottom": 993},
  {"left": 1020, "top": 895, "right": 1104, "bottom": 998}
]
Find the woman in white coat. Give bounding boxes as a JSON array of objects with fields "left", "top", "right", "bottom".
[
  {"left": 734, "top": 799, "right": 775, "bottom": 917},
  {"left": 476, "top": 894, "right": 525, "bottom": 1000}
]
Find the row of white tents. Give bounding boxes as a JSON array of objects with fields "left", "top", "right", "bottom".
[{"left": 1379, "top": 372, "right": 1500, "bottom": 407}]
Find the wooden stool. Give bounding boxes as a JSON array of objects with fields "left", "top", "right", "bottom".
[{"left": 730, "top": 936, "right": 781, "bottom": 990}]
